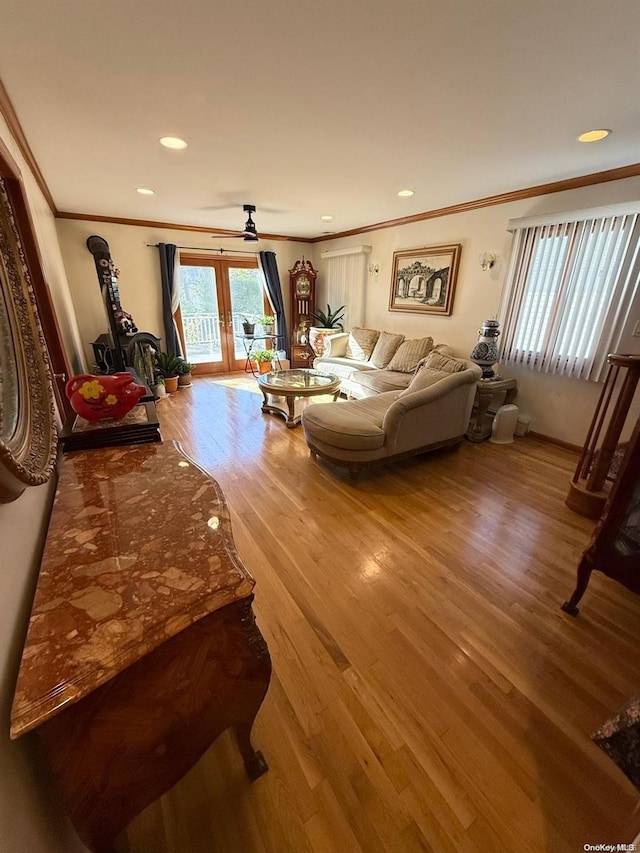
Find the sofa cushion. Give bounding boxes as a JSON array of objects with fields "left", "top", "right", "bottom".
[
  {"left": 345, "top": 327, "right": 380, "bottom": 361},
  {"left": 302, "top": 396, "right": 389, "bottom": 451},
  {"left": 314, "top": 358, "right": 374, "bottom": 384},
  {"left": 421, "top": 351, "right": 470, "bottom": 373},
  {"left": 352, "top": 369, "right": 412, "bottom": 394},
  {"left": 387, "top": 337, "right": 434, "bottom": 372},
  {"left": 370, "top": 331, "right": 405, "bottom": 368},
  {"left": 398, "top": 367, "right": 448, "bottom": 397}
]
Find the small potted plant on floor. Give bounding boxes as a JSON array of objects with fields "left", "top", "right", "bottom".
[
  {"left": 176, "top": 358, "right": 195, "bottom": 387},
  {"left": 155, "top": 352, "right": 183, "bottom": 393},
  {"left": 309, "top": 303, "right": 345, "bottom": 356},
  {"left": 252, "top": 349, "right": 275, "bottom": 374},
  {"left": 259, "top": 314, "right": 275, "bottom": 336}
]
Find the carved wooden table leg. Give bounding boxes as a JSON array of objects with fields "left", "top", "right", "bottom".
[
  {"left": 36, "top": 598, "right": 271, "bottom": 853},
  {"left": 561, "top": 553, "right": 594, "bottom": 616}
]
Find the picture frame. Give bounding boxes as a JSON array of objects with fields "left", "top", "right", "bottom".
[{"left": 389, "top": 243, "right": 462, "bottom": 316}]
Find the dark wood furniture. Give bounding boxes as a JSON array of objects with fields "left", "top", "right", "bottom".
[
  {"left": 566, "top": 353, "right": 640, "bottom": 518},
  {"left": 289, "top": 258, "right": 317, "bottom": 368},
  {"left": 59, "top": 400, "right": 161, "bottom": 452},
  {"left": 562, "top": 414, "right": 640, "bottom": 616},
  {"left": 10, "top": 441, "right": 271, "bottom": 853}
]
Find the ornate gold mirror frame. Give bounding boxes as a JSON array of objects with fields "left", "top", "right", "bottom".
[{"left": 0, "top": 174, "right": 56, "bottom": 501}]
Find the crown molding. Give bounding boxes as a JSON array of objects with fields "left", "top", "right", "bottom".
[
  {"left": 0, "top": 78, "right": 57, "bottom": 215},
  {"left": 309, "top": 163, "right": 640, "bottom": 242},
  {"left": 55, "top": 210, "right": 313, "bottom": 242}
]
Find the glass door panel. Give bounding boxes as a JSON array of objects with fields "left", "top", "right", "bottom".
[
  {"left": 228, "top": 266, "right": 269, "bottom": 359},
  {"left": 176, "top": 255, "right": 268, "bottom": 374},
  {"left": 178, "top": 265, "right": 222, "bottom": 365}
]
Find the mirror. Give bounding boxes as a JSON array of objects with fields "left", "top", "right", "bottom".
[{"left": 0, "top": 175, "right": 56, "bottom": 501}]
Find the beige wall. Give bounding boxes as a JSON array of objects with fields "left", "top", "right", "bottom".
[
  {"left": 55, "top": 218, "right": 312, "bottom": 368},
  {"left": 310, "top": 177, "right": 640, "bottom": 445},
  {"left": 0, "top": 120, "right": 87, "bottom": 850}
]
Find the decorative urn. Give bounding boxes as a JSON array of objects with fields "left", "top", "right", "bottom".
[
  {"left": 65, "top": 373, "right": 146, "bottom": 422},
  {"left": 470, "top": 319, "right": 501, "bottom": 378}
]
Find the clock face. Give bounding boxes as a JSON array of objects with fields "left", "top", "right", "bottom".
[{"left": 296, "top": 275, "right": 311, "bottom": 296}]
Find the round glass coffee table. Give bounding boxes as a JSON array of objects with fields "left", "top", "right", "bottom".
[{"left": 257, "top": 368, "right": 341, "bottom": 429}]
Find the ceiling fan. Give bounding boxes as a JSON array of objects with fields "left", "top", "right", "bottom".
[{"left": 210, "top": 203, "right": 259, "bottom": 241}]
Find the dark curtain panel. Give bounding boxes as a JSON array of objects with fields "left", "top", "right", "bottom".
[
  {"left": 259, "top": 251, "right": 289, "bottom": 359},
  {"left": 158, "top": 243, "right": 181, "bottom": 355}
]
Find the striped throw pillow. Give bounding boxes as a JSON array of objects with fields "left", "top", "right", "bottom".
[
  {"left": 345, "top": 327, "right": 380, "bottom": 360},
  {"left": 387, "top": 337, "right": 434, "bottom": 373}
]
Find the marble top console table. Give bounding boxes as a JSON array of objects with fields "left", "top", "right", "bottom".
[{"left": 10, "top": 441, "right": 271, "bottom": 853}]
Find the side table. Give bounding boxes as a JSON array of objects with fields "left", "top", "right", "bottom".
[
  {"left": 238, "top": 334, "right": 286, "bottom": 376},
  {"left": 466, "top": 377, "right": 518, "bottom": 442}
]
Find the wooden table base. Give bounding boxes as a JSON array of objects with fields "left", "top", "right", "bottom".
[{"left": 37, "top": 598, "right": 270, "bottom": 853}]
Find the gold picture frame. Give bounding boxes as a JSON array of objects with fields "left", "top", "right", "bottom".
[
  {"left": 389, "top": 243, "right": 462, "bottom": 316},
  {"left": 0, "top": 174, "right": 56, "bottom": 501}
]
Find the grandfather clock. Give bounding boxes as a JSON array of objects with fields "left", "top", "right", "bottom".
[{"left": 289, "top": 258, "right": 317, "bottom": 369}]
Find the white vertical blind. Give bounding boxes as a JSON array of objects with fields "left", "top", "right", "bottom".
[
  {"left": 500, "top": 213, "right": 640, "bottom": 381},
  {"left": 321, "top": 246, "right": 371, "bottom": 330}
]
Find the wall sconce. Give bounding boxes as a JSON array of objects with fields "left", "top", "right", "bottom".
[
  {"left": 479, "top": 253, "right": 497, "bottom": 271},
  {"left": 368, "top": 264, "right": 379, "bottom": 276}
]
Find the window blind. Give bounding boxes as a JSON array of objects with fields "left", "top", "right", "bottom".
[{"left": 500, "top": 212, "right": 640, "bottom": 381}]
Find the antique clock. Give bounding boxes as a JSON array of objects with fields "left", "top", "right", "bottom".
[{"left": 289, "top": 258, "right": 317, "bottom": 369}]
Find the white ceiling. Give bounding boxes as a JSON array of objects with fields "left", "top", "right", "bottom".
[{"left": 1, "top": 0, "right": 639, "bottom": 240}]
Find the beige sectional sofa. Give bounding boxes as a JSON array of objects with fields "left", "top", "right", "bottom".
[
  {"left": 302, "top": 352, "right": 482, "bottom": 479},
  {"left": 313, "top": 328, "right": 453, "bottom": 398}
]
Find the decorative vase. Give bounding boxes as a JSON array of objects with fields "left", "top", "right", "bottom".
[
  {"left": 262, "top": 324, "right": 274, "bottom": 336},
  {"left": 163, "top": 375, "right": 179, "bottom": 393},
  {"left": 309, "top": 327, "right": 341, "bottom": 357},
  {"left": 65, "top": 373, "right": 146, "bottom": 422},
  {"left": 470, "top": 319, "right": 501, "bottom": 378}
]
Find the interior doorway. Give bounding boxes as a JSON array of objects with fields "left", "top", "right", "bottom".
[{"left": 175, "top": 254, "right": 269, "bottom": 374}]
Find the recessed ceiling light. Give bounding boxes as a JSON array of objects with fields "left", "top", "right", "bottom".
[
  {"left": 320, "top": 215, "right": 334, "bottom": 221},
  {"left": 577, "top": 129, "right": 611, "bottom": 143},
  {"left": 136, "top": 187, "right": 155, "bottom": 195},
  {"left": 159, "top": 136, "right": 188, "bottom": 149},
  {"left": 397, "top": 189, "right": 414, "bottom": 197}
]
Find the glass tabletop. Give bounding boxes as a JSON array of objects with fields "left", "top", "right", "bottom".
[{"left": 258, "top": 369, "right": 339, "bottom": 390}]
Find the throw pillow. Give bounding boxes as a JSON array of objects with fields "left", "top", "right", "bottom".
[
  {"left": 387, "top": 337, "right": 434, "bottom": 373},
  {"left": 370, "top": 331, "right": 405, "bottom": 368},
  {"left": 345, "top": 327, "right": 380, "bottom": 361},
  {"left": 421, "top": 351, "right": 469, "bottom": 374},
  {"left": 398, "top": 367, "right": 448, "bottom": 397}
]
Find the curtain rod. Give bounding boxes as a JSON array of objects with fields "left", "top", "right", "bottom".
[{"left": 146, "top": 243, "right": 260, "bottom": 255}]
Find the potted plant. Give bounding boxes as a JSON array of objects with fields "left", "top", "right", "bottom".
[
  {"left": 309, "top": 303, "right": 345, "bottom": 356},
  {"left": 252, "top": 349, "right": 275, "bottom": 374},
  {"left": 176, "top": 358, "right": 195, "bottom": 387},
  {"left": 259, "top": 314, "right": 275, "bottom": 336},
  {"left": 242, "top": 316, "right": 255, "bottom": 335},
  {"left": 155, "top": 352, "right": 183, "bottom": 393}
]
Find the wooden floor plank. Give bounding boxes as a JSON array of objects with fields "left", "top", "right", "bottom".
[{"left": 121, "top": 375, "right": 640, "bottom": 852}]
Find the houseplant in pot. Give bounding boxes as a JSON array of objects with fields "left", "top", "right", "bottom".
[
  {"left": 155, "top": 352, "right": 183, "bottom": 393},
  {"left": 259, "top": 314, "right": 275, "bottom": 336},
  {"left": 242, "top": 316, "right": 255, "bottom": 335},
  {"left": 176, "top": 358, "right": 195, "bottom": 387},
  {"left": 309, "top": 304, "right": 345, "bottom": 357},
  {"left": 252, "top": 349, "right": 275, "bottom": 374}
]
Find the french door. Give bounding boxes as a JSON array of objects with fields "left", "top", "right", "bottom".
[{"left": 176, "top": 254, "right": 269, "bottom": 374}]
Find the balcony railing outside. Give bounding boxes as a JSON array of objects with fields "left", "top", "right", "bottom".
[{"left": 182, "top": 312, "right": 263, "bottom": 362}]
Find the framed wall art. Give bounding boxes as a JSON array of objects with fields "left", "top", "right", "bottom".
[{"left": 389, "top": 243, "right": 462, "bottom": 316}]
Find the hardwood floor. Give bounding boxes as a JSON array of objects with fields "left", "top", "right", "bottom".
[{"left": 121, "top": 375, "right": 640, "bottom": 853}]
